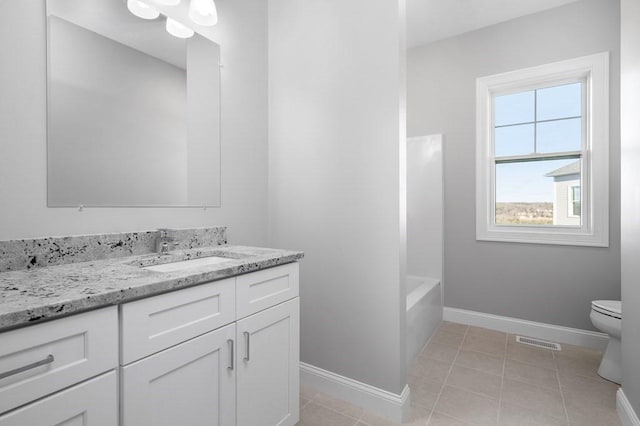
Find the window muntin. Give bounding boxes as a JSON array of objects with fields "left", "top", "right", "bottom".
[{"left": 476, "top": 52, "right": 609, "bottom": 247}]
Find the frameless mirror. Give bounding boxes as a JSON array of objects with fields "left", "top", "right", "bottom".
[{"left": 46, "top": 0, "right": 221, "bottom": 207}]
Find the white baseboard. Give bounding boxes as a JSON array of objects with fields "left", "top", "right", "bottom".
[
  {"left": 618, "top": 389, "right": 640, "bottom": 426},
  {"left": 300, "top": 362, "right": 410, "bottom": 423},
  {"left": 443, "top": 307, "right": 608, "bottom": 350}
]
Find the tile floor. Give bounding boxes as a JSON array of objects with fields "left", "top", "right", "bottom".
[{"left": 297, "top": 321, "right": 621, "bottom": 425}]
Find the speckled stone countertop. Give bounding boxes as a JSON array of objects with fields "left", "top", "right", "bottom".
[{"left": 0, "top": 245, "right": 304, "bottom": 331}]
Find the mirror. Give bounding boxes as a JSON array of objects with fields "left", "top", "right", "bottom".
[{"left": 46, "top": 0, "right": 221, "bottom": 207}]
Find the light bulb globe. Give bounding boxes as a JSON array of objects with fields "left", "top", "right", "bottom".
[
  {"left": 166, "top": 17, "right": 194, "bottom": 38},
  {"left": 189, "top": 0, "right": 218, "bottom": 26},
  {"left": 127, "top": 0, "right": 160, "bottom": 20},
  {"left": 154, "top": 0, "right": 181, "bottom": 6}
]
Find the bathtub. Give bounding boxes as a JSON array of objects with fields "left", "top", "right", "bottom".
[{"left": 406, "top": 275, "right": 442, "bottom": 365}]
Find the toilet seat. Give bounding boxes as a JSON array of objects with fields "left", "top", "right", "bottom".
[{"left": 592, "top": 300, "right": 622, "bottom": 319}]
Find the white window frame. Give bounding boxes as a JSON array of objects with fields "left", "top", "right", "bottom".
[
  {"left": 476, "top": 52, "right": 609, "bottom": 247},
  {"left": 568, "top": 185, "right": 581, "bottom": 218}
]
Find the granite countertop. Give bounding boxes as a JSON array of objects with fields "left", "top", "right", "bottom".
[{"left": 0, "top": 245, "right": 304, "bottom": 331}]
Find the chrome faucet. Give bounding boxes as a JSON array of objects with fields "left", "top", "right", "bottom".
[{"left": 156, "top": 228, "right": 179, "bottom": 255}]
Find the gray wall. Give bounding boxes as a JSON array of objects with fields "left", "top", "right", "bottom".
[
  {"left": 620, "top": 0, "right": 640, "bottom": 415},
  {"left": 268, "top": 0, "right": 407, "bottom": 394},
  {"left": 407, "top": 0, "right": 620, "bottom": 330},
  {"left": 0, "top": 0, "right": 267, "bottom": 244}
]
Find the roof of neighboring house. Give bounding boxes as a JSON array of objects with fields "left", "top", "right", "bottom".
[{"left": 545, "top": 160, "right": 580, "bottom": 178}]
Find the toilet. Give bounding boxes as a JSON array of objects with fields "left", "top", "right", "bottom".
[{"left": 590, "top": 300, "right": 622, "bottom": 384}]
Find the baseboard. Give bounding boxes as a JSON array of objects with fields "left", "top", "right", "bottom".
[
  {"left": 443, "top": 307, "right": 608, "bottom": 350},
  {"left": 618, "top": 389, "right": 640, "bottom": 426},
  {"left": 300, "top": 362, "right": 410, "bottom": 423}
]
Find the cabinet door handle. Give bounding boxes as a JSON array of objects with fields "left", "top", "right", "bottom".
[
  {"left": 0, "top": 354, "right": 55, "bottom": 380},
  {"left": 243, "top": 331, "right": 250, "bottom": 362},
  {"left": 227, "top": 339, "right": 234, "bottom": 371}
]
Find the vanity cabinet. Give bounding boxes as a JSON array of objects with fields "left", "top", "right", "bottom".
[
  {"left": 0, "top": 262, "right": 299, "bottom": 426},
  {"left": 120, "top": 262, "right": 300, "bottom": 426},
  {"left": 0, "top": 307, "right": 119, "bottom": 426}
]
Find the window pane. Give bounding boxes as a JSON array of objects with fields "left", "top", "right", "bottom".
[
  {"left": 495, "top": 124, "right": 534, "bottom": 157},
  {"left": 495, "top": 91, "right": 534, "bottom": 126},
  {"left": 495, "top": 158, "right": 581, "bottom": 226},
  {"left": 536, "top": 82, "right": 582, "bottom": 121},
  {"left": 569, "top": 185, "right": 581, "bottom": 216},
  {"left": 537, "top": 117, "right": 582, "bottom": 153}
]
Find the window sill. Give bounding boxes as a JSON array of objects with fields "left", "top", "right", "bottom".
[{"left": 476, "top": 226, "right": 609, "bottom": 247}]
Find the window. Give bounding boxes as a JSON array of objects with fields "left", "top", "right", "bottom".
[
  {"left": 476, "top": 53, "right": 609, "bottom": 246},
  {"left": 569, "top": 185, "right": 581, "bottom": 218}
]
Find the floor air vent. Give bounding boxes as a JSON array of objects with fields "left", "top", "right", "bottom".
[{"left": 516, "top": 336, "right": 561, "bottom": 351}]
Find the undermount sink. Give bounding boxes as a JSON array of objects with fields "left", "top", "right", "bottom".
[{"left": 142, "top": 256, "right": 232, "bottom": 273}]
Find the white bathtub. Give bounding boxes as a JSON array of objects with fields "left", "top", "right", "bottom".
[{"left": 406, "top": 275, "right": 442, "bottom": 365}]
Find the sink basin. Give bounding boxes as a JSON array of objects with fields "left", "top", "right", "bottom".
[{"left": 142, "top": 256, "right": 231, "bottom": 273}]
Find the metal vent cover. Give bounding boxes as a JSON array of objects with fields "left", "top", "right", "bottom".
[{"left": 516, "top": 336, "right": 561, "bottom": 351}]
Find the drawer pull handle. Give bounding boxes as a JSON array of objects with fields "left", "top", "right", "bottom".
[
  {"left": 243, "top": 332, "right": 250, "bottom": 362},
  {"left": 227, "top": 339, "right": 234, "bottom": 371},
  {"left": 0, "top": 354, "right": 55, "bottom": 380}
]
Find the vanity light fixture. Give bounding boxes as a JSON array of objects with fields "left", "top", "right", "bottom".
[
  {"left": 166, "top": 17, "right": 195, "bottom": 38},
  {"left": 126, "top": 0, "right": 160, "bottom": 20},
  {"left": 188, "top": 0, "right": 218, "bottom": 27}
]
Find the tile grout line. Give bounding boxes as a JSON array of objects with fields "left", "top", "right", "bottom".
[
  {"left": 405, "top": 323, "right": 441, "bottom": 426},
  {"left": 424, "top": 325, "right": 469, "bottom": 425},
  {"left": 441, "top": 382, "right": 501, "bottom": 402},
  {"left": 305, "top": 391, "right": 362, "bottom": 425},
  {"left": 553, "top": 349, "right": 572, "bottom": 425},
  {"left": 302, "top": 327, "right": 608, "bottom": 426},
  {"left": 300, "top": 398, "right": 311, "bottom": 412},
  {"left": 496, "top": 334, "right": 508, "bottom": 426}
]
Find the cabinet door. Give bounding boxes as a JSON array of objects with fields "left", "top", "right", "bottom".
[
  {"left": 121, "top": 324, "right": 236, "bottom": 426},
  {"left": 236, "top": 298, "right": 299, "bottom": 426},
  {"left": 0, "top": 371, "right": 117, "bottom": 426}
]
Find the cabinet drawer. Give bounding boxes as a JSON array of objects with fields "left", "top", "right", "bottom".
[
  {"left": 236, "top": 263, "right": 299, "bottom": 319},
  {"left": 0, "top": 370, "right": 117, "bottom": 426},
  {"left": 0, "top": 307, "right": 118, "bottom": 415},
  {"left": 120, "top": 278, "right": 235, "bottom": 364}
]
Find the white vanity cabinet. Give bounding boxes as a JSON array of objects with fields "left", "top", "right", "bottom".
[
  {"left": 0, "top": 307, "right": 119, "bottom": 426},
  {"left": 0, "top": 262, "right": 299, "bottom": 426},
  {"left": 120, "top": 262, "right": 300, "bottom": 426}
]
